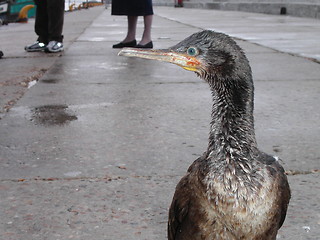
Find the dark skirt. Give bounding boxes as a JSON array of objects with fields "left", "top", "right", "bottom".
[{"left": 112, "top": 0, "right": 153, "bottom": 16}]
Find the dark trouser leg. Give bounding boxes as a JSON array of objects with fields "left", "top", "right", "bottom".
[
  {"left": 34, "top": 0, "right": 49, "bottom": 44},
  {"left": 47, "top": 0, "right": 65, "bottom": 42}
]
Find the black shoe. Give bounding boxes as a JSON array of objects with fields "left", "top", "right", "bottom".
[
  {"left": 112, "top": 40, "right": 137, "bottom": 48},
  {"left": 135, "top": 41, "right": 153, "bottom": 49},
  {"left": 25, "top": 41, "right": 47, "bottom": 52}
]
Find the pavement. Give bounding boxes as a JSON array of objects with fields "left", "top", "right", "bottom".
[
  {"left": 183, "top": 0, "right": 320, "bottom": 19},
  {"left": 0, "top": 5, "right": 320, "bottom": 240}
]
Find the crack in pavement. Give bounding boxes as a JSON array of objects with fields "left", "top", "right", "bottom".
[
  {"left": 0, "top": 174, "right": 182, "bottom": 183},
  {"left": 0, "top": 169, "right": 318, "bottom": 183},
  {"left": 285, "top": 169, "right": 319, "bottom": 176}
]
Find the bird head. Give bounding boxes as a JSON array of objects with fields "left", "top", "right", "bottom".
[{"left": 118, "top": 30, "right": 252, "bottom": 86}]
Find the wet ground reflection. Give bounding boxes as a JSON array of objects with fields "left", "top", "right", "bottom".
[
  {"left": 31, "top": 105, "right": 77, "bottom": 126},
  {"left": 40, "top": 79, "right": 60, "bottom": 84}
]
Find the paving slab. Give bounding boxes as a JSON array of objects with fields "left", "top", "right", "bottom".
[
  {"left": 183, "top": 0, "right": 320, "bottom": 19},
  {"left": 0, "top": 176, "right": 174, "bottom": 240},
  {"left": 154, "top": 7, "right": 320, "bottom": 61},
  {"left": 0, "top": 174, "right": 319, "bottom": 240},
  {"left": 0, "top": 6, "right": 106, "bottom": 116}
]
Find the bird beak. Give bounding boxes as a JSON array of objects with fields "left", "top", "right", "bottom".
[{"left": 118, "top": 48, "right": 201, "bottom": 72}]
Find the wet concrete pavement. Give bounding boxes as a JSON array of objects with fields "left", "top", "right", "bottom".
[
  {"left": 0, "top": 6, "right": 320, "bottom": 240},
  {"left": 0, "top": 7, "right": 102, "bottom": 117}
]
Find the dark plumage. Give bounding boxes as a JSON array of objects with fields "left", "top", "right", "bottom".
[{"left": 119, "top": 30, "right": 291, "bottom": 240}]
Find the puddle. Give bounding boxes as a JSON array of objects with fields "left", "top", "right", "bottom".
[
  {"left": 87, "top": 37, "right": 107, "bottom": 41},
  {"left": 31, "top": 105, "right": 77, "bottom": 126},
  {"left": 48, "top": 63, "right": 65, "bottom": 75},
  {"left": 158, "top": 36, "right": 171, "bottom": 40},
  {"left": 41, "top": 79, "right": 60, "bottom": 84}
]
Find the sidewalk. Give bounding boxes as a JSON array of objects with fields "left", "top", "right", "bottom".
[
  {"left": 0, "top": 6, "right": 319, "bottom": 240},
  {"left": 0, "top": 7, "right": 105, "bottom": 117}
]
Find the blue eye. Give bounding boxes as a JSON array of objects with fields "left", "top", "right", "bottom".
[{"left": 187, "top": 47, "right": 198, "bottom": 56}]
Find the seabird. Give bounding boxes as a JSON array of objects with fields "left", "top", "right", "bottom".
[{"left": 119, "top": 30, "right": 291, "bottom": 240}]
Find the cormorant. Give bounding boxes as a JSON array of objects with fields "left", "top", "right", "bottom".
[{"left": 119, "top": 30, "right": 291, "bottom": 240}]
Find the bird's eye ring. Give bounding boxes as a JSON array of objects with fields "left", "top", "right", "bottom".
[{"left": 187, "top": 47, "right": 199, "bottom": 56}]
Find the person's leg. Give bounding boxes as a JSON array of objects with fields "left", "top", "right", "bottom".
[
  {"left": 138, "top": 15, "right": 152, "bottom": 45},
  {"left": 112, "top": 15, "right": 137, "bottom": 48},
  {"left": 34, "top": 0, "right": 49, "bottom": 44},
  {"left": 25, "top": 0, "right": 48, "bottom": 51},
  {"left": 123, "top": 15, "right": 138, "bottom": 43},
  {"left": 47, "top": 0, "right": 64, "bottom": 42}
]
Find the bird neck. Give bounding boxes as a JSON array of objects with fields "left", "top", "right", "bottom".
[{"left": 207, "top": 78, "right": 258, "bottom": 162}]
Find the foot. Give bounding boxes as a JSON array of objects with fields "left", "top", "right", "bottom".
[
  {"left": 135, "top": 41, "right": 153, "bottom": 49},
  {"left": 25, "top": 41, "right": 46, "bottom": 52},
  {"left": 45, "top": 41, "right": 64, "bottom": 53},
  {"left": 112, "top": 40, "right": 137, "bottom": 48}
]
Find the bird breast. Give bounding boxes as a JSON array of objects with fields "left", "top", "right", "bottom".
[{"left": 203, "top": 167, "right": 279, "bottom": 237}]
